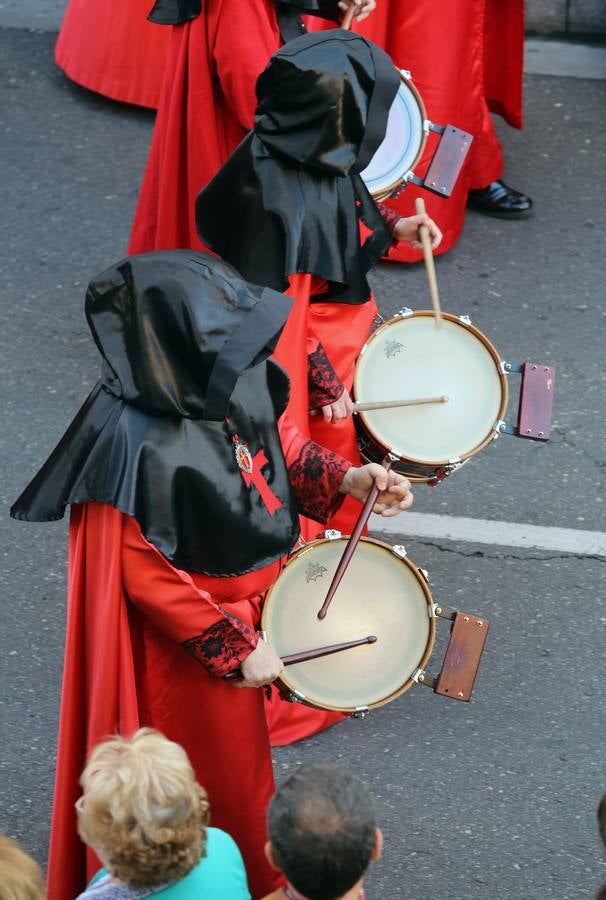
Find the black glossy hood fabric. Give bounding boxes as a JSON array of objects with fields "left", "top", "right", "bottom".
[
  {"left": 11, "top": 251, "right": 301, "bottom": 577},
  {"left": 196, "top": 30, "right": 400, "bottom": 305},
  {"left": 148, "top": 0, "right": 339, "bottom": 27}
]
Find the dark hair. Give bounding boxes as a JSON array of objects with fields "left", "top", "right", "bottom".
[{"left": 268, "top": 763, "right": 376, "bottom": 900}]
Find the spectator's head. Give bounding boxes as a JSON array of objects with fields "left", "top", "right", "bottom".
[
  {"left": 76, "top": 728, "right": 210, "bottom": 888},
  {"left": 266, "top": 763, "right": 382, "bottom": 900},
  {"left": 0, "top": 835, "right": 44, "bottom": 900}
]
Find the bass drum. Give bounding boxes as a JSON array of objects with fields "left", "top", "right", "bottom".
[
  {"left": 262, "top": 536, "right": 436, "bottom": 713},
  {"left": 354, "top": 311, "right": 509, "bottom": 482}
]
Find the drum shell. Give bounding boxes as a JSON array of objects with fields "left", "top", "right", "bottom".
[
  {"left": 262, "top": 536, "right": 437, "bottom": 713},
  {"left": 354, "top": 311, "right": 509, "bottom": 482}
]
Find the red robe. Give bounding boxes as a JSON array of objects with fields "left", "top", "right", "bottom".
[
  {"left": 307, "top": 0, "right": 525, "bottom": 261},
  {"left": 129, "top": 0, "right": 282, "bottom": 255},
  {"left": 54, "top": 0, "right": 170, "bottom": 109},
  {"left": 46, "top": 418, "right": 349, "bottom": 900}
]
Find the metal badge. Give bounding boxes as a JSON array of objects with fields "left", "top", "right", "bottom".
[{"left": 233, "top": 438, "right": 253, "bottom": 474}]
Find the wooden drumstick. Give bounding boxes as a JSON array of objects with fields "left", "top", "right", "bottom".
[
  {"left": 354, "top": 395, "right": 448, "bottom": 412},
  {"left": 318, "top": 454, "right": 394, "bottom": 620},
  {"left": 415, "top": 196, "right": 443, "bottom": 326},
  {"left": 341, "top": 4, "right": 357, "bottom": 30},
  {"left": 223, "top": 635, "right": 378, "bottom": 680},
  {"left": 309, "top": 395, "right": 448, "bottom": 416}
]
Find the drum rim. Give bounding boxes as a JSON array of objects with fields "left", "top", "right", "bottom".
[
  {"left": 354, "top": 310, "right": 509, "bottom": 467},
  {"left": 366, "top": 72, "right": 429, "bottom": 201},
  {"left": 262, "top": 535, "right": 437, "bottom": 712}
]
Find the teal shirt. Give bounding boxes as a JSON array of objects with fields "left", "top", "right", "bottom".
[{"left": 87, "top": 827, "right": 251, "bottom": 900}]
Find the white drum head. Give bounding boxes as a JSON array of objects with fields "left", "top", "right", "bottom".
[
  {"left": 360, "top": 78, "right": 425, "bottom": 198},
  {"left": 354, "top": 314, "right": 507, "bottom": 465},
  {"left": 262, "top": 538, "right": 434, "bottom": 711}
]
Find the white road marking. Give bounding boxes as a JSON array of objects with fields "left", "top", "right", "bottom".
[{"left": 369, "top": 512, "right": 606, "bottom": 557}]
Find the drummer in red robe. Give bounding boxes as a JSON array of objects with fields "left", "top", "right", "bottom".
[
  {"left": 195, "top": 30, "right": 442, "bottom": 535},
  {"left": 10, "top": 250, "right": 413, "bottom": 900},
  {"left": 307, "top": 0, "right": 531, "bottom": 262}
]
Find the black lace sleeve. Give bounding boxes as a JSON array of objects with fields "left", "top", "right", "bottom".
[
  {"left": 308, "top": 343, "right": 344, "bottom": 408},
  {"left": 182, "top": 610, "right": 258, "bottom": 677},
  {"left": 376, "top": 202, "right": 402, "bottom": 236},
  {"left": 288, "top": 439, "right": 350, "bottom": 523}
]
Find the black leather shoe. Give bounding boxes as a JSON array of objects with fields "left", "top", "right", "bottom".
[{"left": 467, "top": 180, "right": 533, "bottom": 218}]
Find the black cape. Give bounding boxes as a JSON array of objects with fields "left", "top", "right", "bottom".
[
  {"left": 11, "top": 251, "right": 301, "bottom": 578},
  {"left": 195, "top": 30, "right": 400, "bottom": 305}
]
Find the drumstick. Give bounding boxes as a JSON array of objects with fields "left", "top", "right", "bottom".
[
  {"left": 341, "top": 4, "right": 357, "bottom": 30},
  {"left": 318, "top": 454, "right": 394, "bottom": 620},
  {"left": 355, "top": 395, "right": 448, "bottom": 412},
  {"left": 415, "top": 197, "right": 443, "bottom": 326},
  {"left": 309, "top": 395, "right": 448, "bottom": 416},
  {"left": 223, "top": 635, "right": 378, "bottom": 680}
]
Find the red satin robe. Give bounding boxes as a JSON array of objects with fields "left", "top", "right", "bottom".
[
  {"left": 45, "top": 417, "right": 350, "bottom": 900},
  {"left": 129, "top": 0, "right": 283, "bottom": 255},
  {"left": 54, "top": 0, "right": 170, "bottom": 109},
  {"left": 307, "top": 0, "right": 525, "bottom": 260}
]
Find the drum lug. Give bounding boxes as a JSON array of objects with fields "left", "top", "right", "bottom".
[
  {"left": 324, "top": 529, "right": 342, "bottom": 541},
  {"left": 501, "top": 360, "right": 524, "bottom": 374},
  {"left": 495, "top": 420, "right": 519, "bottom": 437},
  {"left": 400, "top": 68, "right": 412, "bottom": 81},
  {"left": 391, "top": 544, "right": 407, "bottom": 559},
  {"left": 424, "top": 119, "right": 446, "bottom": 136},
  {"left": 458, "top": 314, "right": 472, "bottom": 326},
  {"left": 289, "top": 689, "right": 306, "bottom": 704},
  {"left": 352, "top": 706, "right": 370, "bottom": 719},
  {"left": 395, "top": 307, "right": 414, "bottom": 318},
  {"left": 411, "top": 668, "right": 437, "bottom": 689}
]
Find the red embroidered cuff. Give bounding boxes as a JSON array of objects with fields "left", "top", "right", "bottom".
[
  {"left": 376, "top": 202, "right": 402, "bottom": 237},
  {"left": 308, "top": 343, "right": 344, "bottom": 408},
  {"left": 182, "top": 612, "right": 258, "bottom": 678},
  {"left": 288, "top": 439, "right": 351, "bottom": 523}
]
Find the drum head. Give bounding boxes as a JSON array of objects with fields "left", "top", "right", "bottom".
[
  {"left": 360, "top": 76, "right": 426, "bottom": 199},
  {"left": 354, "top": 313, "right": 507, "bottom": 466},
  {"left": 262, "top": 538, "right": 435, "bottom": 712}
]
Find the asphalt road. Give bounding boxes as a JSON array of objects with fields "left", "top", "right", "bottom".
[{"left": 1, "top": 24, "right": 605, "bottom": 900}]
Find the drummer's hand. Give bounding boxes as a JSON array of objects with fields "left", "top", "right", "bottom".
[
  {"left": 394, "top": 214, "right": 443, "bottom": 251},
  {"left": 338, "top": 0, "right": 376, "bottom": 22},
  {"left": 321, "top": 387, "right": 354, "bottom": 423},
  {"left": 341, "top": 464, "right": 413, "bottom": 517},
  {"left": 235, "top": 639, "right": 284, "bottom": 689}
]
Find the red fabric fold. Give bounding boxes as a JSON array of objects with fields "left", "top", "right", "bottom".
[{"left": 54, "top": 0, "right": 169, "bottom": 109}]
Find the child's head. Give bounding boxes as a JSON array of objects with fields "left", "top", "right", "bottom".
[
  {"left": 0, "top": 835, "right": 44, "bottom": 900},
  {"left": 77, "top": 728, "right": 209, "bottom": 888}
]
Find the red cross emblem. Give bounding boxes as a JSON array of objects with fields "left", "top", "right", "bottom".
[{"left": 232, "top": 436, "right": 282, "bottom": 517}]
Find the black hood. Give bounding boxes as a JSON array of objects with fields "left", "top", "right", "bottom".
[
  {"left": 11, "top": 251, "right": 301, "bottom": 577},
  {"left": 196, "top": 30, "right": 400, "bottom": 305}
]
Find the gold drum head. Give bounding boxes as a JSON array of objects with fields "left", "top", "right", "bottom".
[
  {"left": 354, "top": 312, "right": 508, "bottom": 467},
  {"left": 262, "top": 537, "right": 436, "bottom": 712}
]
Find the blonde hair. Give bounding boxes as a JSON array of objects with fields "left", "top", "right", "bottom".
[
  {"left": 0, "top": 835, "right": 44, "bottom": 900},
  {"left": 77, "top": 728, "right": 210, "bottom": 887}
]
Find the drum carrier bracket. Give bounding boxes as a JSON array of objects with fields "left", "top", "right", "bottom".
[
  {"left": 413, "top": 606, "right": 490, "bottom": 702},
  {"left": 404, "top": 124, "right": 473, "bottom": 198},
  {"left": 497, "top": 361, "right": 556, "bottom": 441}
]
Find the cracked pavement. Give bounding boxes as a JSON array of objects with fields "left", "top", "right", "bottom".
[{"left": 0, "top": 23, "right": 605, "bottom": 900}]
